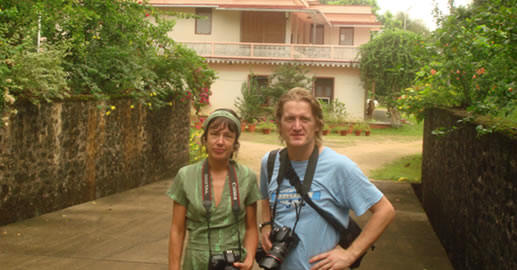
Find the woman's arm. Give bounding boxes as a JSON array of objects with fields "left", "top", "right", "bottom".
[
  {"left": 234, "top": 203, "right": 258, "bottom": 270},
  {"left": 169, "top": 201, "right": 187, "bottom": 270}
]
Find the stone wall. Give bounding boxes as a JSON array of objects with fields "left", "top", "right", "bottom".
[
  {"left": 0, "top": 99, "right": 190, "bottom": 225},
  {"left": 422, "top": 108, "right": 517, "bottom": 270}
]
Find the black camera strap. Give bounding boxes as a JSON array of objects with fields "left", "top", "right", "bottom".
[
  {"left": 202, "top": 159, "right": 242, "bottom": 259},
  {"left": 283, "top": 152, "right": 371, "bottom": 269},
  {"left": 270, "top": 146, "right": 319, "bottom": 229}
]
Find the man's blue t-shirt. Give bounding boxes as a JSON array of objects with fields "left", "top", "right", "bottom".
[{"left": 259, "top": 147, "right": 383, "bottom": 270}]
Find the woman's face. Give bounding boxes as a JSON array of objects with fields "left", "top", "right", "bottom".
[{"left": 205, "top": 123, "right": 237, "bottom": 162}]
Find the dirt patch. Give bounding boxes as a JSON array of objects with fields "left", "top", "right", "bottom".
[{"left": 236, "top": 139, "right": 423, "bottom": 177}]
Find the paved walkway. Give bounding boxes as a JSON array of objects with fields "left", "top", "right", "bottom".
[{"left": 0, "top": 179, "right": 454, "bottom": 270}]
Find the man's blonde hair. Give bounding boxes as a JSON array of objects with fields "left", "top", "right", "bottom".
[{"left": 274, "top": 87, "right": 324, "bottom": 147}]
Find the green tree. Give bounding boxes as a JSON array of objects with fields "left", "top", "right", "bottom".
[
  {"left": 0, "top": 0, "right": 216, "bottom": 121},
  {"left": 378, "top": 11, "right": 430, "bottom": 35},
  {"left": 263, "top": 65, "right": 313, "bottom": 106},
  {"left": 398, "top": 0, "right": 516, "bottom": 130},
  {"left": 359, "top": 29, "right": 429, "bottom": 126},
  {"left": 234, "top": 75, "right": 265, "bottom": 124}
]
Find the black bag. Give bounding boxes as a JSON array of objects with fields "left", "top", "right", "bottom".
[{"left": 266, "top": 148, "right": 371, "bottom": 269}]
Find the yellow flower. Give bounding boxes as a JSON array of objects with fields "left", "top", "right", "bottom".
[
  {"left": 106, "top": 111, "right": 111, "bottom": 116},
  {"left": 130, "top": 105, "right": 135, "bottom": 109},
  {"left": 110, "top": 105, "right": 116, "bottom": 110}
]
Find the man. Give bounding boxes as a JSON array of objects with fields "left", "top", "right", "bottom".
[{"left": 259, "top": 87, "right": 395, "bottom": 270}]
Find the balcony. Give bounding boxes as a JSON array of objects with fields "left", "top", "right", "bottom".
[{"left": 179, "top": 41, "right": 360, "bottom": 66}]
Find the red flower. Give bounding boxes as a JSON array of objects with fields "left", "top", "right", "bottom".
[
  {"left": 145, "top": 13, "right": 150, "bottom": 17},
  {"left": 476, "top": 67, "right": 486, "bottom": 75},
  {"left": 431, "top": 69, "right": 437, "bottom": 75}
]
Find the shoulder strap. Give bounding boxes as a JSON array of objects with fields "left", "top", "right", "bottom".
[
  {"left": 284, "top": 156, "right": 359, "bottom": 248},
  {"left": 266, "top": 149, "right": 280, "bottom": 183}
]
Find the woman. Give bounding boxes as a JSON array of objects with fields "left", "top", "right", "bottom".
[{"left": 168, "top": 109, "right": 260, "bottom": 270}]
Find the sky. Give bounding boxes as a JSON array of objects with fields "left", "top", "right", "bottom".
[{"left": 377, "top": 0, "right": 473, "bottom": 30}]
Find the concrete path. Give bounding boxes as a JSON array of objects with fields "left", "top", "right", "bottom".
[{"left": 0, "top": 178, "right": 454, "bottom": 270}]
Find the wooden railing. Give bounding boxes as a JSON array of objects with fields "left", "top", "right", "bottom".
[{"left": 178, "top": 41, "right": 360, "bottom": 62}]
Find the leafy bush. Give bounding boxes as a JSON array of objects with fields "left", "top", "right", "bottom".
[
  {"left": 189, "top": 128, "right": 207, "bottom": 163},
  {"left": 234, "top": 78, "right": 265, "bottom": 123},
  {"left": 398, "top": 1, "right": 516, "bottom": 127},
  {"left": 359, "top": 29, "right": 430, "bottom": 126},
  {"left": 321, "top": 99, "right": 347, "bottom": 125},
  {"left": 0, "top": 0, "right": 216, "bottom": 122}
]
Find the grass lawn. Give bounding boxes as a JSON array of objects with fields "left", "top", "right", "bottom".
[{"left": 370, "top": 154, "right": 422, "bottom": 183}]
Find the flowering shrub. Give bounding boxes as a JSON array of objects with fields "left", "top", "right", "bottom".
[
  {"left": 189, "top": 128, "right": 206, "bottom": 163},
  {"left": 398, "top": 1, "right": 516, "bottom": 126}
]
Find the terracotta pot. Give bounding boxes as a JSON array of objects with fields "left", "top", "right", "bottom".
[
  {"left": 247, "top": 124, "right": 256, "bottom": 132},
  {"left": 262, "top": 128, "right": 271, "bottom": 134},
  {"left": 322, "top": 130, "right": 330, "bottom": 135},
  {"left": 365, "top": 130, "right": 371, "bottom": 136},
  {"left": 339, "top": 130, "right": 348, "bottom": 136},
  {"left": 354, "top": 130, "right": 362, "bottom": 136}
]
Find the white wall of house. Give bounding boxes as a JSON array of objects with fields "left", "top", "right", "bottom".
[
  {"left": 201, "top": 63, "right": 365, "bottom": 120},
  {"left": 311, "top": 66, "right": 365, "bottom": 120},
  {"left": 163, "top": 8, "right": 241, "bottom": 42}
]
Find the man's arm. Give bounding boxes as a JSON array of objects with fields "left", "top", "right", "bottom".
[
  {"left": 309, "top": 196, "right": 395, "bottom": 270},
  {"left": 259, "top": 199, "right": 273, "bottom": 251},
  {"left": 169, "top": 202, "right": 187, "bottom": 270}
]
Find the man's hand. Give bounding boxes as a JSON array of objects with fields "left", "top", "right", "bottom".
[
  {"left": 309, "top": 245, "right": 358, "bottom": 270},
  {"left": 260, "top": 227, "right": 273, "bottom": 252}
]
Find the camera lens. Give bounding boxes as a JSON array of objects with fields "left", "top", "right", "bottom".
[{"left": 258, "top": 226, "right": 298, "bottom": 270}]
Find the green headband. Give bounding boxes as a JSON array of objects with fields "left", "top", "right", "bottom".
[{"left": 203, "top": 110, "right": 241, "bottom": 135}]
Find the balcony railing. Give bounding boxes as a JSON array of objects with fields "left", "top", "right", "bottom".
[{"left": 179, "top": 41, "right": 360, "bottom": 63}]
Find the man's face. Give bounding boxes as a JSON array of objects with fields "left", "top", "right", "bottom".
[{"left": 279, "top": 100, "right": 319, "bottom": 149}]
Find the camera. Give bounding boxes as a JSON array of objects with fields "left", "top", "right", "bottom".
[
  {"left": 257, "top": 226, "right": 299, "bottom": 270},
  {"left": 209, "top": 249, "right": 241, "bottom": 270}
]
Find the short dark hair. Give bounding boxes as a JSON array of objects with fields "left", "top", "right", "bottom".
[{"left": 201, "top": 108, "right": 241, "bottom": 158}]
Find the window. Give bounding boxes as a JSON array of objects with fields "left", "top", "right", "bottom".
[
  {"left": 310, "top": 24, "right": 324, "bottom": 44},
  {"left": 314, "top": 78, "right": 334, "bottom": 102},
  {"left": 196, "top": 8, "right": 212, "bottom": 35},
  {"left": 339, "top": 27, "right": 354, "bottom": 45}
]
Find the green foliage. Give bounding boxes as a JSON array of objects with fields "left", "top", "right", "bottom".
[
  {"left": 263, "top": 65, "right": 313, "bottom": 106},
  {"left": 0, "top": 0, "right": 216, "bottom": 121},
  {"left": 256, "top": 120, "right": 276, "bottom": 130},
  {"left": 8, "top": 45, "right": 70, "bottom": 104},
  {"left": 189, "top": 128, "right": 207, "bottom": 163},
  {"left": 397, "top": 1, "right": 516, "bottom": 125},
  {"left": 377, "top": 11, "right": 430, "bottom": 35},
  {"left": 321, "top": 99, "right": 347, "bottom": 124},
  {"left": 234, "top": 77, "right": 264, "bottom": 123},
  {"left": 359, "top": 29, "right": 430, "bottom": 110}
]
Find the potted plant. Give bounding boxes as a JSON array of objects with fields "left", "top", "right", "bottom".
[
  {"left": 256, "top": 120, "right": 276, "bottom": 134},
  {"left": 247, "top": 119, "right": 257, "bottom": 132},
  {"left": 322, "top": 123, "right": 331, "bottom": 135},
  {"left": 338, "top": 126, "right": 349, "bottom": 136},
  {"left": 364, "top": 124, "right": 371, "bottom": 136},
  {"left": 352, "top": 122, "right": 364, "bottom": 136}
]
